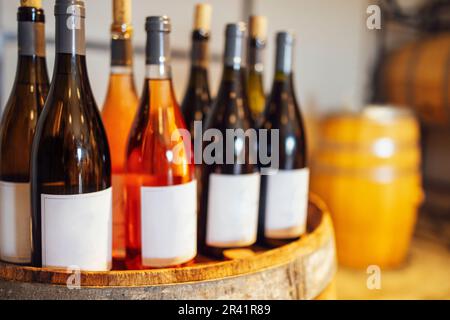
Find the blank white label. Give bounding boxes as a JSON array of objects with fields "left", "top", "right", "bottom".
[
  {"left": 0, "top": 181, "right": 31, "bottom": 263},
  {"left": 265, "top": 168, "right": 309, "bottom": 239},
  {"left": 141, "top": 180, "right": 197, "bottom": 267},
  {"left": 41, "top": 188, "right": 112, "bottom": 271},
  {"left": 206, "top": 173, "right": 260, "bottom": 248}
]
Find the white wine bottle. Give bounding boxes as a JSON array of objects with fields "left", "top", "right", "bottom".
[
  {"left": 0, "top": 0, "right": 49, "bottom": 265},
  {"left": 247, "top": 15, "right": 267, "bottom": 128},
  {"left": 30, "top": 0, "right": 112, "bottom": 271}
]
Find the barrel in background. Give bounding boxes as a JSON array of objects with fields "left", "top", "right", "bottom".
[
  {"left": 311, "top": 106, "right": 423, "bottom": 268},
  {"left": 381, "top": 33, "right": 450, "bottom": 127},
  {"left": 381, "top": 32, "right": 450, "bottom": 228}
]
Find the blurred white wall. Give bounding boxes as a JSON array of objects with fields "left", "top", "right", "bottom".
[
  {"left": 252, "top": 0, "right": 377, "bottom": 115},
  {"left": 0, "top": 0, "right": 377, "bottom": 116}
]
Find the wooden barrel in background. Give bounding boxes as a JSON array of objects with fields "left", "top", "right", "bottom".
[
  {"left": 382, "top": 33, "right": 450, "bottom": 126},
  {"left": 0, "top": 195, "right": 336, "bottom": 300},
  {"left": 311, "top": 106, "right": 423, "bottom": 269}
]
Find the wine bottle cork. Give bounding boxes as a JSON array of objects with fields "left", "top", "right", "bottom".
[
  {"left": 193, "top": 3, "right": 212, "bottom": 32},
  {"left": 113, "top": 0, "right": 132, "bottom": 25},
  {"left": 249, "top": 15, "right": 267, "bottom": 40},
  {"left": 20, "top": 0, "right": 42, "bottom": 8}
]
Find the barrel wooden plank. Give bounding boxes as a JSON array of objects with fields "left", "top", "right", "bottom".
[
  {"left": 0, "top": 195, "right": 337, "bottom": 300},
  {"left": 382, "top": 33, "right": 450, "bottom": 126},
  {"left": 311, "top": 107, "right": 422, "bottom": 268}
]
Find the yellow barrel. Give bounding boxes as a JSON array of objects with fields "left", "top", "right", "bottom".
[{"left": 311, "top": 106, "right": 423, "bottom": 269}]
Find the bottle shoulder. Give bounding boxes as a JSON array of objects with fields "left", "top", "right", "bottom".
[
  {"left": 0, "top": 84, "right": 45, "bottom": 141},
  {"left": 34, "top": 86, "right": 107, "bottom": 146},
  {"left": 0, "top": 64, "right": 47, "bottom": 178},
  {"left": 181, "top": 84, "right": 212, "bottom": 126},
  {"left": 101, "top": 88, "right": 139, "bottom": 121},
  {"left": 125, "top": 82, "right": 194, "bottom": 177},
  {"left": 102, "top": 73, "right": 138, "bottom": 109},
  {"left": 14, "top": 56, "right": 50, "bottom": 86},
  {"left": 0, "top": 95, "right": 38, "bottom": 178},
  {"left": 264, "top": 81, "right": 303, "bottom": 126},
  {"left": 182, "top": 68, "right": 211, "bottom": 99},
  {"left": 128, "top": 104, "right": 188, "bottom": 145},
  {"left": 182, "top": 80, "right": 212, "bottom": 103},
  {"left": 207, "top": 91, "right": 253, "bottom": 131},
  {"left": 31, "top": 96, "right": 111, "bottom": 185}
]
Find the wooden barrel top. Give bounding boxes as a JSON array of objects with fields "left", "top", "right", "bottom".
[{"left": 0, "top": 194, "right": 337, "bottom": 300}]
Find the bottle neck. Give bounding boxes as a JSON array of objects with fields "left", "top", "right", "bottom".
[
  {"left": 15, "top": 56, "right": 48, "bottom": 85},
  {"left": 274, "top": 71, "right": 294, "bottom": 86},
  {"left": 17, "top": 6, "right": 46, "bottom": 58},
  {"left": 146, "top": 64, "right": 171, "bottom": 80},
  {"left": 247, "top": 37, "right": 264, "bottom": 74},
  {"left": 271, "top": 71, "right": 296, "bottom": 105},
  {"left": 274, "top": 48, "right": 294, "bottom": 92},
  {"left": 15, "top": 7, "right": 47, "bottom": 84},
  {"left": 110, "top": 24, "right": 133, "bottom": 74},
  {"left": 145, "top": 31, "right": 171, "bottom": 79},
  {"left": 275, "top": 43, "right": 293, "bottom": 75},
  {"left": 224, "top": 35, "right": 245, "bottom": 70},
  {"left": 18, "top": 21, "right": 45, "bottom": 58},
  {"left": 221, "top": 65, "right": 246, "bottom": 87},
  {"left": 53, "top": 54, "right": 88, "bottom": 80},
  {"left": 105, "top": 27, "right": 137, "bottom": 109},
  {"left": 55, "top": 6, "right": 86, "bottom": 56},
  {"left": 191, "top": 30, "right": 209, "bottom": 69}
]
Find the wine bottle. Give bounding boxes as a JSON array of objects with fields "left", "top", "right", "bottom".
[
  {"left": 0, "top": 0, "right": 49, "bottom": 265},
  {"left": 199, "top": 23, "right": 260, "bottom": 259},
  {"left": 101, "top": 0, "right": 138, "bottom": 265},
  {"left": 247, "top": 16, "right": 267, "bottom": 128},
  {"left": 258, "top": 32, "right": 308, "bottom": 247},
  {"left": 30, "top": 0, "right": 112, "bottom": 271},
  {"left": 181, "top": 3, "right": 212, "bottom": 215},
  {"left": 125, "top": 16, "right": 196, "bottom": 270},
  {"left": 181, "top": 3, "right": 212, "bottom": 139}
]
